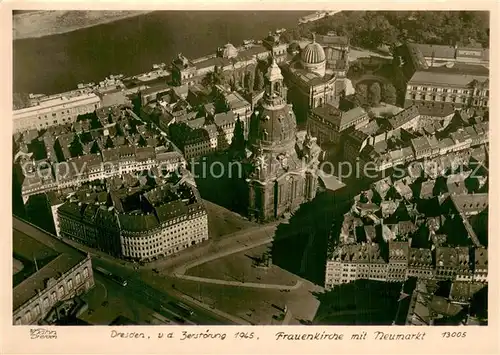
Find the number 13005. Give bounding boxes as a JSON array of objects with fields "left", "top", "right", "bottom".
[{"left": 442, "top": 332, "right": 466, "bottom": 338}]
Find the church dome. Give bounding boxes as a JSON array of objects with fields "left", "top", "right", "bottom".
[
  {"left": 288, "top": 42, "right": 300, "bottom": 53},
  {"left": 301, "top": 41, "right": 326, "bottom": 64},
  {"left": 249, "top": 103, "right": 297, "bottom": 147},
  {"left": 265, "top": 32, "right": 280, "bottom": 45},
  {"left": 222, "top": 43, "right": 238, "bottom": 59}
]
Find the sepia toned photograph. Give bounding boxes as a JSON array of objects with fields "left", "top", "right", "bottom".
[{"left": 12, "top": 9, "right": 489, "bottom": 329}]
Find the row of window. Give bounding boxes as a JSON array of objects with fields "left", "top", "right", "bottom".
[
  {"left": 123, "top": 220, "right": 204, "bottom": 244},
  {"left": 15, "top": 267, "right": 89, "bottom": 325},
  {"left": 331, "top": 263, "right": 487, "bottom": 276},
  {"left": 126, "top": 236, "right": 207, "bottom": 259},
  {"left": 410, "top": 86, "right": 490, "bottom": 96},
  {"left": 61, "top": 217, "right": 204, "bottom": 251},
  {"left": 124, "top": 228, "right": 207, "bottom": 252},
  {"left": 410, "top": 94, "right": 468, "bottom": 103},
  {"left": 15, "top": 104, "right": 99, "bottom": 131}
]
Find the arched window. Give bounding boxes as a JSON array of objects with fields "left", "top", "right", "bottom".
[
  {"left": 274, "top": 82, "right": 281, "bottom": 93},
  {"left": 58, "top": 285, "right": 65, "bottom": 298},
  {"left": 24, "top": 311, "right": 32, "bottom": 323},
  {"left": 33, "top": 304, "right": 41, "bottom": 316}
]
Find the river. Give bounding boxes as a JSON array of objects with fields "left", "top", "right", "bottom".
[{"left": 13, "top": 11, "right": 309, "bottom": 95}]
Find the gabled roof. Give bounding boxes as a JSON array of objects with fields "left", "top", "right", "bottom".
[
  {"left": 389, "top": 105, "right": 420, "bottom": 129},
  {"left": 214, "top": 111, "right": 235, "bottom": 127}
]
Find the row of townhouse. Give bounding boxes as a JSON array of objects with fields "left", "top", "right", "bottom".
[
  {"left": 18, "top": 147, "right": 185, "bottom": 201},
  {"left": 325, "top": 242, "right": 488, "bottom": 289}
]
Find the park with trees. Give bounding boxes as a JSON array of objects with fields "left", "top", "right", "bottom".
[{"left": 283, "top": 11, "right": 489, "bottom": 50}]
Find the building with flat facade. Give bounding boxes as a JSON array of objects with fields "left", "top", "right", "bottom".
[
  {"left": 325, "top": 239, "right": 488, "bottom": 289},
  {"left": 13, "top": 93, "right": 101, "bottom": 133},
  {"left": 13, "top": 217, "right": 94, "bottom": 325},
  {"left": 183, "top": 122, "right": 219, "bottom": 160},
  {"left": 404, "top": 68, "right": 489, "bottom": 110},
  {"left": 395, "top": 42, "right": 489, "bottom": 79},
  {"left": 387, "top": 241, "right": 409, "bottom": 282},
  {"left": 171, "top": 42, "right": 272, "bottom": 87},
  {"left": 213, "top": 111, "right": 237, "bottom": 148},
  {"left": 325, "top": 243, "right": 388, "bottom": 288},
  {"left": 395, "top": 42, "right": 489, "bottom": 112},
  {"left": 411, "top": 42, "right": 489, "bottom": 68},
  {"left": 308, "top": 104, "right": 369, "bottom": 144}
]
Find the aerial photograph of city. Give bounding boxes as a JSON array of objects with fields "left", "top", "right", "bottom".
[{"left": 12, "top": 10, "right": 489, "bottom": 326}]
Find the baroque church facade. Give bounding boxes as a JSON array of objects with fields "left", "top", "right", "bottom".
[
  {"left": 282, "top": 34, "right": 350, "bottom": 125},
  {"left": 242, "top": 57, "right": 322, "bottom": 222}
]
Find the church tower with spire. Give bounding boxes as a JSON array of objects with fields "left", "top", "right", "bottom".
[{"left": 243, "top": 56, "right": 322, "bottom": 222}]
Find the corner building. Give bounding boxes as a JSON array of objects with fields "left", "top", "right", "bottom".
[
  {"left": 57, "top": 179, "right": 209, "bottom": 262},
  {"left": 244, "top": 57, "right": 322, "bottom": 222}
]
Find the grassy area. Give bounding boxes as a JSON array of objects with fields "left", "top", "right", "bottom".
[
  {"left": 348, "top": 56, "right": 391, "bottom": 80},
  {"left": 348, "top": 57, "right": 407, "bottom": 107},
  {"left": 185, "top": 243, "right": 297, "bottom": 286}
]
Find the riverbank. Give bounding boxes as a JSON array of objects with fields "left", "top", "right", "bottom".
[
  {"left": 13, "top": 11, "right": 308, "bottom": 95},
  {"left": 13, "top": 10, "right": 153, "bottom": 40}
]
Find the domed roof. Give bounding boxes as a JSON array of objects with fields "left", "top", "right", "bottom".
[
  {"left": 288, "top": 42, "right": 300, "bottom": 52},
  {"left": 265, "top": 32, "right": 280, "bottom": 44},
  {"left": 301, "top": 37, "right": 326, "bottom": 64},
  {"left": 249, "top": 103, "right": 297, "bottom": 146},
  {"left": 222, "top": 43, "right": 238, "bottom": 59}
]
